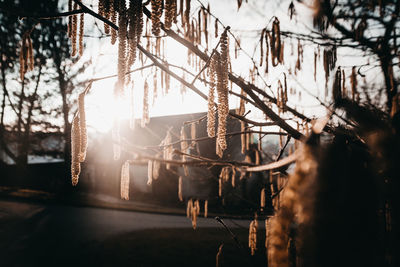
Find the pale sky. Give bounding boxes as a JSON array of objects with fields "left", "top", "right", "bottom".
[{"left": 78, "top": 0, "right": 369, "bottom": 133}]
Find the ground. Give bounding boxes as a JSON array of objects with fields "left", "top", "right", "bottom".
[{"left": 0, "top": 199, "right": 267, "bottom": 267}]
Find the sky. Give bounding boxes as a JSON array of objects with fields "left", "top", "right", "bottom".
[{"left": 69, "top": 0, "right": 371, "bottom": 133}]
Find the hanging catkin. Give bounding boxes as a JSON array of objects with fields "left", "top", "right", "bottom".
[
  {"left": 164, "top": 0, "right": 176, "bottom": 30},
  {"left": 186, "top": 198, "right": 192, "bottom": 218},
  {"left": 19, "top": 32, "right": 34, "bottom": 80},
  {"left": 314, "top": 51, "right": 318, "bottom": 81},
  {"left": 270, "top": 18, "right": 281, "bottom": 66},
  {"left": 249, "top": 219, "right": 258, "bottom": 256},
  {"left": 351, "top": 66, "right": 357, "bottom": 101},
  {"left": 78, "top": 13, "right": 84, "bottom": 56},
  {"left": 178, "top": 176, "right": 183, "bottom": 201},
  {"left": 342, "top": 69, "right": 346, "bottom": 98},
  {"left": 214, "top": 18, "right": 218, "bottom": 38},
  {"left": 204, "top": 200, "right": 208, "bottom": 218},
  {"left": 127, "top": 0, "right": 142, "bottom": 68},
  {"left": 190, "top": 199, "right": 199, "bottom": 229},
  {"left": 117, "top": 5, "right": 127, "bottom": 94},
  {"left": 265, "top": 32, "right": 269, "bottom": 73},
  {"left": 195, "top": 199, "right": 200, "bottom": 215},
  {"left": 241, "top": 122, "right": 246, "bottom": 154},
  {"left": 71, "top": 115, "right": 81, "bottom": 186},
  {"left": 103, "top": 0, "right": 111, "bottom": 34},
  {"left": 147, "top": 160, "right": 153, "bottom": 185},
  {"left": 110, "top": 0, "right": 117, "bottom": 44},
  {"left": 255, "top": 149, "right": 260, "bottom": 165},
  {"left": 121, "top": 160, "right": 130, "bottom": 200},
  {"left": 71, "top": 2, "right": 78, "bottom": 56},
  {"left": 207, "top": 64, "right": 216, "bottom": 137},
  {"left": 202, "top": 7, "right": 208, "bottom": 48},
  {"left": 260, "top": 188, "right": 266, "bottom": 209},
  {"left": 184, "top": 0, "right": 191, "bottom": 28},
  {"left": 231, "top": 167, "right": 236, "bottom": 187},
  {"left": 215, "top": 29, "right": 229, "bottom": 158},
  {"left": 186, "top": 198, "right": 198, "bottom": 229},
  {"left": 142, "top": 80, "right": 149, "bottom": 127},
  {"left": 218, "top": 176, "right": 222, "bottom": 197},
  {"left": 332, "top": 67, "right": 342, "bottom": 102},
  {"left": 68, "top": 0, "right": 73, "bottom": 36},
  {"left": 165, "top": 68, "right": 171, "bottom": 94},
  {"left": 78, "top": 92, "right": 87, "bottom": 162},
  {"left": 151, "top": 0, "right": 162, "bottom": 36},
  {"left": 260, "top": 29, "right": 265, "bottom": 66},
  {"left": 197, "top": 9, "right": 202, "bottom": 45}
]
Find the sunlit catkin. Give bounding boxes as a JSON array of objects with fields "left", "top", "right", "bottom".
[
  {"left": 127, "top": 0, "right": 143, "bottom": 68},
  {"left": 261, "top": 188, "right": 266, "bottom": 209},
  {"left": 204, "top": 200, "right": 208, "bottom": 218},
  {"left": 249, "top": 219, "right": 258, "bottom": 256},
  {"left": 78, "top": 92, "right": 87, "bottom": 162},
  {"left": 195, "top": 199, "right": 200, "bottom": 215},
  {"left": 178, "top": 176, "right": 183, "bottom": 201},
  {"left": 71, "top": 115, "right": 81, "bottom": 186},
  {"left": 186, "top": 198, "right": 192, "bottom": 217},
  {"left": 120, "top": 160, "right": 130, "bottom": 200},
  {"left": 215, "top": 29, "right": 229, "bottom": 157},
  {"left": 218, "top": 176, "right": 222, "bottom": 197},
  {"left": 240, "top": 122, "right": 246, "bottom": 154},
  {"left": 207, "top": 58, "right": 216, "bottom": 138},
  {"left": 118, "top": 5, "right": 127, "bottom": 93},
  {"left": 191, "top": 198, "right": 199, "bottom": 229}
]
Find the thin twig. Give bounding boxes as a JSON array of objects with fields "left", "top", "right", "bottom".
[
  {"left": 215, "top": 216, "right": 244, "bottom": 249},
  {"left": 276, "top": 136, "right": 292, "bottom": 161}
]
